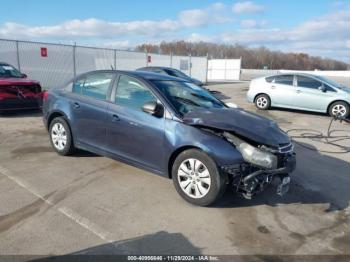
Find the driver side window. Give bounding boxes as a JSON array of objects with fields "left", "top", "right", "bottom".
[
  {"left": 297, "top": 76, "right": 322, "bottom": 89},
  {"left": 115, "top": 75, "right": 157, "bottom": 111}
]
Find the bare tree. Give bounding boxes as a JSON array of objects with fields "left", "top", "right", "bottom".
[{"left": 136, "top": 41, "right": 349, "bottom": 70}]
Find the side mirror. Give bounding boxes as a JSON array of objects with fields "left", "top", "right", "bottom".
[
  {"left": 21, "top": 73, "right": 27, "bottom": 78},
  {"left": 142, "top": 101, "right": 164, "bottom": 117},
  {"left": 318, "top": 85, "right": 326, "bottom": 92}
]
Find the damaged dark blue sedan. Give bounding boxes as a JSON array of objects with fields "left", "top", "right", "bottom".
[{"left": 43, "top": 70, "right": 296, "bottom": 206}]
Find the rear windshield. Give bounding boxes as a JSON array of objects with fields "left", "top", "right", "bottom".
[
  {"left": 165, "top": 69, "right": 188, "bottom": 78},
  {"left": 0, "top": 64, "right": 22, "bottom": 78}
]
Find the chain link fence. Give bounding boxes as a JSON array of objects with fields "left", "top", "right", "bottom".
[{"left": 0, "top": 39, "right": 208, "bottom": 89}]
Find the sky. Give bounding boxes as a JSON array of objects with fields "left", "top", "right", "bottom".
[{"left": 0, "top": 0, "right": 350, "bottom": 62}]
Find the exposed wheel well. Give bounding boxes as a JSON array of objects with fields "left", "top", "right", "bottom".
[
  {"left": 327, "top": 100, "right": 350, "bottom": 113},
  {"left": 167, "top": 146, "right": 202, "bottom": 179},
  {"left": 254, "top": 93, "right": 270, "bottom": 102},
  {"left": 47, "top": 112, "right": 65, "bottom": 130}
]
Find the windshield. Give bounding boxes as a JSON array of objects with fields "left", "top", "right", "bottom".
[
  {"left": 153, "top": 80, "right": 226, "bottom": 116},
  {"left": 165, "top": 69, "right": 188, "bottom": 78},
  {"left": 0, "top": 64, "right": 23, "bottom": 78}
]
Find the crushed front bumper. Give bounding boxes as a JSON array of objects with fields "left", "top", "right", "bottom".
[{"left": 222, "top": 153, "right": 296, "bottom": 199}]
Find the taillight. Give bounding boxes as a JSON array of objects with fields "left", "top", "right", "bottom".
[{"left": 42, "top": 90, "right": 49, "bottom": 101}]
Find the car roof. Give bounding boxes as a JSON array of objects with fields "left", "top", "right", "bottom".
[
  {"left": 77, "top": 69, "right": 186, "bottom": 82},
  {"left": 265, "top": 72, "right": 343, "bottom": 87},
  {"left": 269, "top": 72, "right": 325, "bottom": 78},
  {"left": 137, "top": 66, "right": 177, "bottom": 71}
]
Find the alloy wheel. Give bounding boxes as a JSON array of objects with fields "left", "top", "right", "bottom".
[
  {"left": 332, "top": 104, "right": 347, "bottom": 117},
  {"left": 51, "top": 123, "right": 67, "bottom": 151},
  {"left": 256, "top": 97, "right": 268, "bottom": 108},
  {"left": 177, "top": 158, "right": 211, "bottom": 199}
]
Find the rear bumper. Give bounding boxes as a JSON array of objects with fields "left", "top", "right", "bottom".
[{"left": 246, "top": 91, "right": 254, "bottom": 103}]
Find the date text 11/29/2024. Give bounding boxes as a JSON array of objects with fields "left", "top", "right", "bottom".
[{"left": 127, "top": 255, "right": 219, "bottom": 261}]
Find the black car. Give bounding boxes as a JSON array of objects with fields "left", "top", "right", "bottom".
[
  {"left": 137, "top": 67, "right": 204, "bottom": 86},
  {"left": 137, "top": 67, "right": 222, "bottom": 96}
]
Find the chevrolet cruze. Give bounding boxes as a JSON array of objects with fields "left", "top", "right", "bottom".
[{"left": 43, "top": 70, "right": 295, "bottom": 206}]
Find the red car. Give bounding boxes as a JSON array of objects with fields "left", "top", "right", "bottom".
[{"left": 0, "top": 62, "right": 43, "bottom": 113}]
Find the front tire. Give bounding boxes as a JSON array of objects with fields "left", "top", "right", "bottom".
[
  {"left": 172, "top": 149, "right": 227, "bottom": 206},
  {"left": 255, "top": 94, "right": 271, "bottom": 110},
  {"left": 49, "top": 117, "right": 75, "bottom": 156},
  {"left": 328, "top": 101, "right": 349, "bottom": 118}
]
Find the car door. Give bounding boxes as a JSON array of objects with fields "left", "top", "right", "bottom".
[
  {"left": 293, "top": 75, "right": 336, "bottom": 111},
  {"left": 67, "top": 72, "right": 115, "bottom": 150},
  {"left": 267, "top": 75, "right": 296, "bottom": 107},
  {"left": 106, "top": 74, "right": 166, "bottom": 171}
]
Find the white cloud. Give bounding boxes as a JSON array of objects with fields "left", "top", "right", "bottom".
[
  {"left": 100, "top": 40, "right": 131, "bottom": 49},
  {"left": 186, "top": 33, "right": 217, "bottom": 43},
  {"left": 178, "top": 3, "right": 231, "bottom": 27},
  {"left": 185, "top": 8, "right": 350, "bottom": 62},
  {"left": 0, "top": 19, "right": 180, "bottom": 39},
  {"left": 0, "top": 3, "right": 232, "bottom": 40},
  {"left": 232, "top": 1, "right": 264, "bottom": 14},
  {"left": 240, "top": 19, "right": 267, "bottom": 28},
  {"left": 0, "top": 2, "right": 349, "bottom": 62}
]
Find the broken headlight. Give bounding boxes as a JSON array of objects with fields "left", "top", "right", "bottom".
[{"left": 224, "top": 132, "right": 278, "bottom": 169}]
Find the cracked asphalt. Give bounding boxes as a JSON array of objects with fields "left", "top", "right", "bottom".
[{"left": 0, "top": 81, "right": 349, "bottom": 256}]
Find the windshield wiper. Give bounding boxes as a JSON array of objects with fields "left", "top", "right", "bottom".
[{"left": 173, "top": 96, "right": 200, "bottom": 107}]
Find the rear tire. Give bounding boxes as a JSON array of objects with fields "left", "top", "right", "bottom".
[
  {"left": 172, "top": 149, "right": 227, "bottom": 206},
  {"left": 255, "top": 94, "right": 271, "bottom": 110},
  {"left": 328, "top": 101, "right": 349, "bottom": 118},
  {"left": 49, "top": 117, "right": 75, "bottom": 156}
]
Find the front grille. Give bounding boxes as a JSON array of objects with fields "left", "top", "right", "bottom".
[{"left": 0, "top": 85, "right": 42, "bottom": 110}]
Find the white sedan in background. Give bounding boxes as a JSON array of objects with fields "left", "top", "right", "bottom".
[{"left": 247, "top": 73, "right": 350, "bottom": 118}]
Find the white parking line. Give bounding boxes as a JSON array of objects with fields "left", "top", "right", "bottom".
[{"left": 0, "top": 165, "right": 114, "bottom": 243}]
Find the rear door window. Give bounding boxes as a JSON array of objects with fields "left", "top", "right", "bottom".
[
  {"left": 274, "top": 75, "right": 294, "bottom": 86},
  {"left": 297, "top": 76, "right": 322, "bottom": 89},
  {"left": 81, "top": 72, "right": 114, "bottom": 100},
  {"left": 72, "top": 78, "right": 85, "bottom": 94},
  {"left": 152, "top": 69, "right": 168, "bottom": 75}
]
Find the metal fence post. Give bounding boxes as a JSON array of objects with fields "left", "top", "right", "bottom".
[
  {"left": 15, "top": 40, "right": 21, "bottom": 71},
  {"left": 239, "top": 56, "right": 242, "bottom": 81},
  {"left": 205, "top": 53, "right": 209, "bottom": 84},
  {"left": 114, "top": 49, "right": 117, "bottom": 70},
  {"left": 170, "top": 52, "right": 173, "bottom": 67},
  {"left": 73, "top": 43, "right": 76, "bottom": 78},
  {"left": 189, "top": 53, "right": 192, "bottom": 77}
]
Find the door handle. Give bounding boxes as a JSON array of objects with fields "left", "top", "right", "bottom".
[
  {"left": 73, "top": 102, "right": 80, "bottom": 109},
  {"left": 271, "top": 86, "right": 276, "bottom": 89},
  {"left": 296, "top": 90, "right": 302, "bottom": 94},
  {"left": 112, "top": 114, "right": 120, "bottom": 122}
]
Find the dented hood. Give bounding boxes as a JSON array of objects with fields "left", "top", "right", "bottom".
[{"left": 183, "top": 108, "right": 290, "bottom": 147}]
